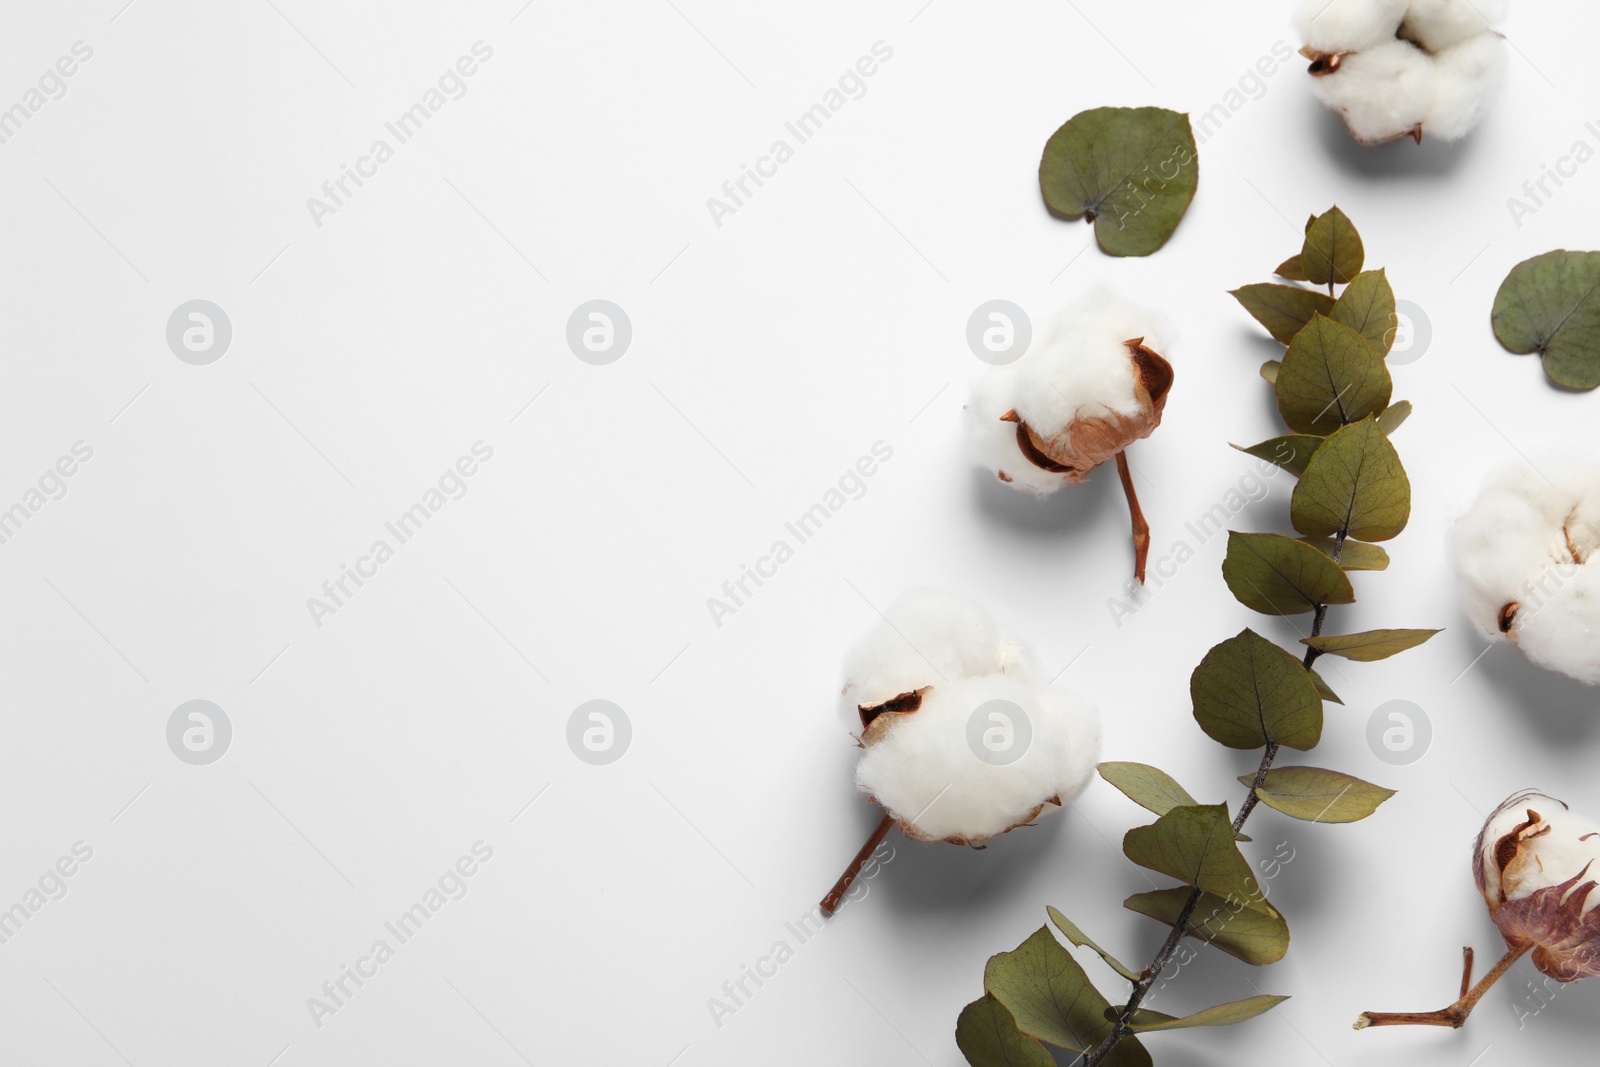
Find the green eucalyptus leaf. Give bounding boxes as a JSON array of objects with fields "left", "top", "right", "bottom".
[
  {"left": 1306, "top": 667, "right": 1342, "bottom": 705},
  {"left": 1122, "top": 804, "right": 1274, "bottom": 913},
  {"left": 1260, "top": 359, "right": 1280, "bottom": 384},
  {"left": 1375, "top": 400, "right": 1412, "bottom": 436},
  {"left": 1330, "top": 269, "right": 1396, "bottom": 354},
  {"left": 1238, "top": 766, "right": 1396, "bottom": 823},
  {"left": 1222, "top": 531, "right": 1354, "bottom": 616},
  {"left": 1191, "top": 629, "right": 1323, "bottom": 751},
  {"left": 983, "top": 927, "right": 1151, "bottom": 1066},
  {"left": 1047, "top": 906, "right": 1142, "bottom": 983},
  {"left": 1124, "top": 887, "right": 1290, "bottom": 965},
  {"left": 1299, "top": 537, "right": 1389, "bottom": 571},
  {"left": 1231, "top": 434, "right": 1322, "bottom": 477},
  {"left": 956, "top": 995, "right": 1056, "bottom": 1067},
  {"left": 1109, "top": 995, "right": 1289, "bottom": 1032},
  {"left": 1274, "top": 315, "right": 1392, "bottom": 435},
  {"left": 1302, "top": 628, "right": 1441, "bottom": 661},
  {"left": 1275, "top": 255, "right": 1309, "bottom": 281},
  {"left": 1098, "top": 762, "right": 1198, "bottom": 818},
  {"left": 1230, "top": 284, "right": 1336, "bottom": 345},
  {"left": 1290, "top": 416, "right": 1411, "bottom": 541},
  {"left": 1491, "top": 250, "right": 1600, "bottom": 390},
  {"left": 1039, "top": 107, "right": 1198, "bottom": 258},
  {"left": 1302, "top": 206, "right": 1364, "bottom": 286}
]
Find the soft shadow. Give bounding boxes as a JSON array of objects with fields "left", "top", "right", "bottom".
[
  {"left": 968, "top": 463, "right": 1116, "bottom": 541},
  {"left": 1472, "top": 633, "right": 1600, "bottom": 745},
  {"left": 1309, "top": 95, "right": 1481, "bottom": 181},
  {"left": 868, "top": 809, "right": 1068, "bottom": 918}
]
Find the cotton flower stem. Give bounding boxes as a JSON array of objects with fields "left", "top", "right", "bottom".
[
  {"left": 1114, "top": 451, "right": 1151, "bottom": 584},
  {"left": 1354, "top": 941, "right": 1532, "bottom": 1029},
  {"left": 820, "top": 812, "right": 896, "bottom": 916}
]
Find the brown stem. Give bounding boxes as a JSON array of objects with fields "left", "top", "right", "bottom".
[
  {"left": 820, "top": 812, "right": 896, "bottom": 916},
  {"left": 1354, "top": 942, "right": 1531, "bottom": 1029},
  {"left": 1460, "top": 946, "right": 1475, "bottom": 998},
  {"left": 1115, "top": 451, "right": 1150, "bottom": 584}
]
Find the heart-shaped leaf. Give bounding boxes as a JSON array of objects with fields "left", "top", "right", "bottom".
[
  {"left": 1124, "top": 887, "right": 1290, "bottom": 965},
  {"left": 1290, "top": 417, "right": 1410, "bottom": 541},
  {"left": 1301, "top": 628, "right": 1440, "bottom": 661},
  {"left": 1302, "top": 206, "right": 1363, "bottom": 286},
  {"left": 983, "top": 927, "right": 1151, "bottom": 1066},
  {"left": 1491, "top": 250, "right": 1600, "bottom": 389},
  {"left": 1109, "top": 994, "right": 1289, "bottom": 1031},
  {"left": 1123, "top": 804, "right": 1274, "bottom": 913},
  {"left": 1329, "top": 269, "right": 1396, "bottom": 354},
  {"left": 1231, "top": 435, "right": 1322, "bottom": 477},
  {"left": 1231, "top": 284, "right": 1335, "bottom": 345},
  {"left": 1238, "top": 766, "right": 1395, "bottom": 823},
  {"left": 956, "top": 995, "right": 1056, "bottom": 1067},
  {"left": 1047, "top": 906, "right": 1142, "bottom": 983},
  {"left": 1191, "top": 629, "right": 1324, "bottom": 750},
  {"left": 1222, "top": 531, "right": 1355, "bottom": 616},
  {"left": 1275, "top": 315, "right": 1392, "bottom": 434},
  {"left": 1039, "top": 107, "right": 1198, "bottom": 258}
]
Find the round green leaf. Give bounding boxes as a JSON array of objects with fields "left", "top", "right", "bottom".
[
  {"left": 1230, "top": 284, "right": 1335, "bottom": 345},
  {"left": 1124, "top": 887, "right": 1290, "bottom": 965},
  {"left": 1329, "top": 269, "right": 1396, "bottom": 355},
  {"left": 1290, "top": 416, "right": 1410, "bottom": 541},
  {"left": 982, "top": 927, "right": 1151, "bottom": 1066},
  {"left": 1238, "top": 766, "right": 1395, "bottom": 823},
  {"left": 1275, "top": 315, "right": 1392, "bottom": 435},
  {"left": 1301, "top": 627, "right": 1440, "bottom": 661},
  {"left": 956, "top": 995, "right": 1057, "bottom": 1067},
  {"left": 1191, "top": 629, "right": 1323, "bottom": 750},
  {"left": 1222, "top": 531, "right": 1355, "bottom": 616},
  {"left": 1301, "top": 206, "right": 1364, "bottom": 286},
  {"left": 1491, "top": 250, "right": 1600, "bottom": 389},
  {"left": 1039, "top": 107, "right": 1198, "bottom": 258},
  {"left": 1122, "top": 804, "right": 1274, "bottom": 912}
]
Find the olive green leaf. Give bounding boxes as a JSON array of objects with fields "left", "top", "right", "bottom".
[
  {"left": 1124, "top": 887, "right": 1290, "bottom": 965},
  {"left": 1047, "top": 906, "right": 1142, "bottom": 983},
  {"left": 1109, "top": 995, "right": 1289, "bottom": 1032},
  {"left": 1099, "top": 762, "right": 1198, "bottom": 819},
  {"left": 1275, "top": 255, "right": 1309, "bottom": 281},
  {"left": 1491, "top": 250, "right": 1600, "bottom": 390},
  {"left": 1375, "top": 400, "right": 1412, "bottom": 436},
  {"left": 1237, "top": 766, "right": 1396, "bottom": 823},
  {"left": 956, "top": 995, "right": 1056, "bottom": 1067},
  {"left": 1306, "top": 667, "right": 1342, "bottom": 705},
  {"left": 1231, "top": 284, "right": 1336, "bottom": 345},
  {"left": 1302, "top": 206, "right": 1364, "bottom": 287},
  {"left": 983, "top": 927, "right": 1152, "bottom": 1066},
  {"left": 1231, "top": 434, "right": 1322, "bottom": 477},
  {"left": 1191, "top": 629, "right": 1324, "bottom": 750},
  {"left": 1290, "top": 416, "right": 1411, "bottom": 541},
  {"left": 1260, "top": 360, "right": 1280, "bottom": 384},
  {"left": 1039, "top": 107, "right": 1198, "bottom": 258},
  {"left": 1122, "top": 804, "right": 1274, "bottom": 913},
  {"left": 1300, "top": 537, "right": 1389, "bottom": 571},
  {"left": 1222, "top": 531, "right": 1354, "bottom": 616},
  {"left": 1330, "top": 269, "right": 1396, "bottom": 354},
  {"left": 1302, "top": 628, "right": 1441, "bottom": 661},
  {"left": 1274, "top": 315, "right": 1392, "bottom": 435}
]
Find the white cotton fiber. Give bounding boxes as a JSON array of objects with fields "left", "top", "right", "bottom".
[
  {"left": 1427, "top": 33, "right": 1509, "bottom": 141},
  {"left": 1454, "top": 460, "right": 1600, "bottom": 684},
  {"left": 965, "top": 365, "right": 1072, "bottom": 496},
  {"left": 1310, "top": 40, "right": 1435, "bottom": 143},
  {"left": 1295, "top": 0, "right": 1410, "bottom": 53},
  {"left": 839, "top": 589, "right": 1100, "bottom": 843},
  {"left": 1401, "top": 0, "right": 1507, "bottom": 52}
]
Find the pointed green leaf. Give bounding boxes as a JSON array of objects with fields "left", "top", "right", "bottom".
[
  {"left": 1111, "top": 995, "right": 1289, "bottom": 1032},
  {"left": 1491, "top": 250, "right": 1600, "bottom": 390},
  {"left": 1376, "top": 399, "right": 1412, "bottom": 436},
  {"left": 1231, "top": 434, "right": 1322, "bottom": 477},
  {"left": 1125, "top": 887, "right": 1290, "bottom": 965},
  {"left": 956, "top": 995, "right": 1056, "bottom": 1067},
  {"left": 1123, "top": 804, "right": 1273, "bottom": 913},
  {"left": 1275, "top": 255, "right": 1309, "bottom": 281},
  {"left": 1290, "top": 416, "right": 1411, "bottom": 541},
  {"left": 1306, "top": 667, "right": 1342, "bottom": 704},
  {"left": 1230, "top": 284, "right": 1336, "bottom": 345},
  {"left": 1222, "top": 531, "right": 1354, "bottom": 616},
  {"left": 1047, "top": 906, "right": 1142, "bottom": 983},
  {"left": 1274, "top": 314, "right": 1392, "bottom": 435},
  {"left": 1300, "top": 537, "right": 1389, "bottom": 571},
  {"left": 1099, "top": 762, "right": 1198, "bottom": 818},
  {"left": 1260, "top": 359, "right": 1280, "bottom": 384},
  {"left": 1330, "top": 269, "right": 1396, "bottom": 354},
  {"left": 983, "top": 927, "right": 1152, "bottom": 1066},
  {"left": 1191, "top": 629, "right": 1323, "bottom": 751},
  {"left": 1239, "top": 766, "right": 1396, "bottom": 823},
  {"left": 1302, "top": 628, "right": 1441, "bottom": 661},
  {"left": 1039, "top": 107, "right": 1198, "bottom": 258},
  {"left": 1302, "top": 206, "right": 1363, "bottom": 286}
]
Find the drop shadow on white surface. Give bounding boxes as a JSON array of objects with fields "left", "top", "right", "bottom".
[
  {"left": 966, "top": 464, "right": 1118, "bottom": 540},
  {"left": 1308, "top": 98, "right": 1483, "bottom": 181},
  {"left": 1469, "top": 636, "right": 1600, "bottom": 745}
]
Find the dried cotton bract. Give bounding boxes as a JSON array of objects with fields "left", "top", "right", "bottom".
[
  {"left": 1295, "top": 0, "right": 1508, "bottom": 144},
  {"left": 1454, "top": 461, "right": 1600, "bottom": 684}
]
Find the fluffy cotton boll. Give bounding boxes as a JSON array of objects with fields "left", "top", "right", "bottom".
[
  {"left": 1012, "top": 292, "right": 1166, "bottom": 437},
  {"left": 1473, "top": 791, "right": 1600, "bottom": 980},
  {"left": 854, "top": 674, "right": 1100, "bottom": 843},
  {"left": 1309, "top": 39, "right": 1435, "bottom": 143},
  {"left": 1294, "top": 0, "right": 1408, "bottom": 53},
  {"left": 1426, "top": 33, "right": 1509, "bottom": 141},
  {"left": 1454, "top": 461, "right": 1600, "bottom": 683},
  {"left": 966, "top": 365, "right": 1073, "bottom": 496},
  {"left": 1400, "top": 0, "right": 1508, "bottom": 53}
]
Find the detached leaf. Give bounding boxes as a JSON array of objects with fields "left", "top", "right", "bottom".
[
  {"left": 1231, "top": 284, "right": 1335, "bottom": 345},
  {"left": 1260, "top": 360, "right": 1280, "bottom": 384},
  {"left": 1275, "top": 255, "right": 1309, "bottom": 281},
  {"left": 1302, "top": 628, "right": 1441, "bottom": 661},
  {"left": 1491, "top": 250, "right": 1600, "bottom": 390},
  {"left": 1290, "top": 417, "right": 1411, "bottom": 541},
  {"left": 1375, "top": 400, "right": 1412, "bottom": 436},
  {"left": 1047, "top": 906, "right": 1142, "bottom": 983},
  {"left": 1232, "top": 434, "right": 1322, "bottom": 477},
  {"left": 1330, "top": 269, "right": 1396, "bottom": 354},
  {"left": 1222, "top": 531, "right": 1354, "bottom": 616},
  {"left": 1112, "top": 995, "right": 1289, "bottom": 1031},
  {"left": 1191, "top": 629, "right": 1323, "bottom": 751},
  {"left": 983, "top": 927, "right": 1151, "bottom": 1066},
  {"left": 1239, "top": 766, "right": 1396, "bottom": 823},
  {"left": 1122, "top": 804, "right": 1273, "bottom": 914},
  {"left": 1300, "top": 537, "right": 1390, "bottom": 571},
  {"left": 1306, "top": 667, "right": 1343, "bottom": 705},
  {"left": 1124, "top": 887, "right": 1290, "bottom": 965},
  {"left": 1099, "top": 762, "right": 1198, "bottom": 818},
  {"left": 1302, "top": 206, "right": 1364, "bottom": 286},
  {"left": 1039, "top": 107, "right": 1198, "bottom": 258},
  {"left": 1274, "top": 314, "right": 1392, "bottom": 435},
  {"left": 956, "top": 995, "right": 1056, "bottom": 1067}
]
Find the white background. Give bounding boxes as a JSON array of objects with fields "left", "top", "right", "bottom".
[{"left": 1, "top": 1, "right": 1598, "bottom": 1065}]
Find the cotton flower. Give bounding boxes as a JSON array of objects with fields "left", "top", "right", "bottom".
[
  {"left": 1295, "top": 0, "right": 1508, "bottom": 143},
  {"left": 1474, "top": 791, "right": 1600, "bottom": 981},
  {"left": 966, "top": 290, "right": 1173, "bottom": 580},
  {"left": 1453, "top": 460, "right": 1600, "bottom": 684}
]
